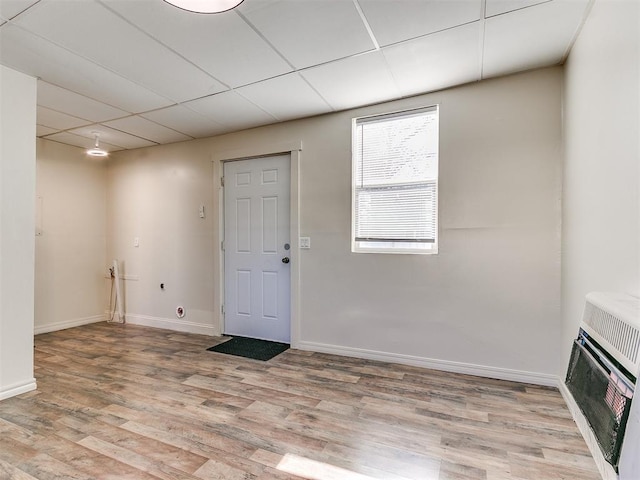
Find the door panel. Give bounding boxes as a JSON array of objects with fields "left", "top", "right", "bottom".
[
  {"left": 262, "top": 196, "right": 278, "bottom": 253},
  {"left": 224, "top": 155, "right": 291, "bottom": 343},
  {"left": 236, "top": 270, "right": 252, "bottom": 316},
  {"left": 236, "top": 198, "right": 251, "bottom": 252}
]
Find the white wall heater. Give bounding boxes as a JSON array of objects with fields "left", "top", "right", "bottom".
[{"left": 565, "top": 292, "right": 640, "bottom": 479}]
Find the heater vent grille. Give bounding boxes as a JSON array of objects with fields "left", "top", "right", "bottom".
[{"left": 581, "top": 292, "right": 640, "bottom": 376}]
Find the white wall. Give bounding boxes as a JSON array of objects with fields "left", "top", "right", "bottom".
[
  {"left": 0, "top": 65, "right": 37, "bottom": 400},
  {"left": 106, "top": 141, "right": 216, "bottom": 334},
  {"left": 35, "top": 139, "right": 107, "bottom": 334},
  {"left": 562, "top": 0, "right": 640, "bottom": 368},
  {"left": 109, "top": 67, "right": 563, "bottom": 383},
  {"left": 562, "top": 1, "right": 640, "bottom": 478}
]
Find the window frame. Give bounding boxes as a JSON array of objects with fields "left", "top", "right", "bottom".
[{"left": 351, "top": 105, "right": 439, "bottom": 255}]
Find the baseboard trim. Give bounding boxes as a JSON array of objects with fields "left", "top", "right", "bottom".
[
  {"left": 0, "top": 378, "right": 37, "bottom": 400},
  {"left": 34, "top": 315, "right": 105, "bottom": 335},
  {"left": 558, "top": 381, "right": 617, "bottom": 480},
  {"left": 296, "top": 341, "right": 558, "bottom": 386},
  {"left": 125, "top": 314, "right": 216, "bottom": 336}
]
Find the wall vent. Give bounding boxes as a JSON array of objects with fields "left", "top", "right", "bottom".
[
  {"left": 566, "top": 292, "right": 640, "bottom": 471},
  {"left": 581, "top": 292, "right": 640, "bottom": 376}
]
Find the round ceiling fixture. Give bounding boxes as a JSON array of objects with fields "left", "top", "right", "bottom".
[
  {"left": 163, "top": 0, "right": 244, "bottom": 13},
  {"left": 87, "top": 133, "right": 108, "bottom": 157}
]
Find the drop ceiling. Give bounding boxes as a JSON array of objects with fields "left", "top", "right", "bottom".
[{"left": 0, "top": 0, "right": 591, "bottom": 154}]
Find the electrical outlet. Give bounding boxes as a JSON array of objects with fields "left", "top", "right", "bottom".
[{"left": 300, "top": 237, "right": 311, "bottom": 249}]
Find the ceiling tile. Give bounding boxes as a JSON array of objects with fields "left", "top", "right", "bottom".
[
  {"left": 236, "top": 73, "right": 332, "bottom": 121},
  {"left": 140, "top": 105, "right": 229, "bottom": 138},
  {"left": 38, "top": 81, "right": 128, "bottom": 122},
  {"left": 485, "top": 0, "right": 551, "bottom": 17},
  {"left": 69, "top": 125, "right": 157, "bottom": 149},
  {"left": 103, "top": 116, "right": 193, "bottom": 144},
  {"left": 44, "top": 132, "right": 124, "bottom": 152},
  {"left": 0, "top": 24, "right": 172, "bottom": 112},
  {"left": 36, "top": 125, "right": 59, "bottom": 137},
  {"left": 0, "top": 0, "right": 38, "bottom": 20},
  {"left": 382, "top": 22, "right": 481, "bottom": 97},
  {"left": 101, "top": 0, "right": 292, "bottom": 88},
  {"left": 13, "top": 0, "right": 226, "bottom": 102},
  {"left": 1, "top": 0, "right": 594, "bottom": 154},
  {"left": 37, "top": 106, "right": 91, "bottom": 130},
  {"left": 483, "top": 0, "right": 590, "bottom": 78},
  {"left": 239, "top": 0, "right": 375, "bottom": 69},
  {"left": 358, "top": 0, "right": 482, "bottom": 47},
  {"left": 184, "top": 91, "right": 278, "bottom": 131},
  {"left": 300, "top": 51, "right": 400, "bottom": 111}
]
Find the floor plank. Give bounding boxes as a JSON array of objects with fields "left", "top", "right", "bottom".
[{"left": 0, "top": 322, "right": 600, "bottom": 480}]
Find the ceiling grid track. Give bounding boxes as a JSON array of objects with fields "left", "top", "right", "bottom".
[
  {"left": 353, "top": 0, "right": 380, "bottom": 51},
  {"left": 479, "top": 0, "right": 487, "bottom": 80},
  {"left": 234, "top": 10, "right": 297, "bottom": 72}
]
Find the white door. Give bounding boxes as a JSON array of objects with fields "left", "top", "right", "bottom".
[{"left": 223, "top": 155, "right": 291, "bottom": 343}]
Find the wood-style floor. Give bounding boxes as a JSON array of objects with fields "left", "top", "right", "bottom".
[{"left": 0, "top": 322, "right": 600, "bottom": 480}]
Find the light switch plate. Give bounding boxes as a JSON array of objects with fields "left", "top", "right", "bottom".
[{"left": 299, "top": 237, "right": 311, "bottom": 249}]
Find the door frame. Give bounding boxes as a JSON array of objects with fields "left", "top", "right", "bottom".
[{"left": 212, "top": 141, "right": 302, "bottom": 347}]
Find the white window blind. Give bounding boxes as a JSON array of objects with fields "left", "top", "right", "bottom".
[{"left": 352, "top": 106, "right": 439, "bottom": 253}]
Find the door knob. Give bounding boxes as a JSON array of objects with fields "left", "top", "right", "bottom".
[{"left": 282, "top": 256, "right": 290, "bottom": 264}]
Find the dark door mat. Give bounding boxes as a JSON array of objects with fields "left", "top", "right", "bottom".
[{"left": 207, "top": 336, "right": 289, "bottom": 361}]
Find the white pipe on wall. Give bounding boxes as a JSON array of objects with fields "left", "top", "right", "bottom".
[{"left": 112, "top": 259, "right": 124, "bottom": 323}]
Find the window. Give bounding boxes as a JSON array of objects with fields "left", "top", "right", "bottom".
[{"left": 352, "top": 106, "right": 439, "bottom": 254}]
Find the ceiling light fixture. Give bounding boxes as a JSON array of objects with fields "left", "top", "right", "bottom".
[
  {"left": 87, "top": 133, "right": 108, "bottom": 157},
  {"left": 162, "top": 0, "right": 244, "bottom": 13}
]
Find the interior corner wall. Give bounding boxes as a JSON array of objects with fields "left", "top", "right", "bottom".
[
  {"left": 108, "top": 67, "right": 563, "bottom": 382},
  {"left": 0, "top": 65, "right": 37, "bottom": 400},
  {"left": 561, "top": 0, "right": 640, "bottom": 373},
  {"left": 34, "top": 138, "right": 108, "bottom": 334},
  {"left": 106, "top": 140, "right": 217, "bottom": 335}
]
